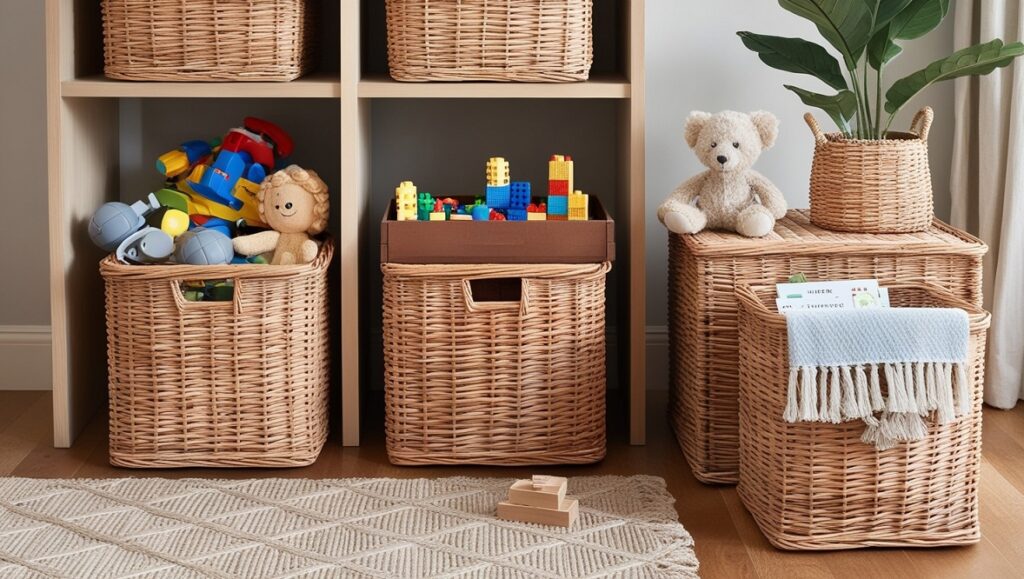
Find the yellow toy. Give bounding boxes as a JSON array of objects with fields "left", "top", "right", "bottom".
[
  {"left": 486, "top": 157, "right": 510, "bottom": 186},
  {"left": 549, "top": 154, "right": 574, "bottom": 193},
  {"left": 429, "top": 212, "right": 446, "bottom": 221},
  {"left": 174, "top": 168, "right": 265, "bottom": 227},
  {"left": 395, "top": 181, "right": 418, "bottom": 221},
  {"left": 568, "top": 190, "right": 589, "bottom": 221},
  {"left": 527, "top": 212, "right": 547, "bottom": 221}
]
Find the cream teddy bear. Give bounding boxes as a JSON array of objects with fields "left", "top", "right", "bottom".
[
  {"left": 233, "top": 165, "right": 329, "bottom": 265},
  {"left": 658, "top": 110, "right": 787, "bottom": 238}
]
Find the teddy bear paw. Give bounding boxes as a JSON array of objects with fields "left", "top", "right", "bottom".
[
  {"left": 664, "top": 207, "right": 707, "bottom": 235},
  {"left": 735, "top": 206, "right": 775, "bottom": 238}
]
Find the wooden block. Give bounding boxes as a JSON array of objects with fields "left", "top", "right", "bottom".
[
  {"left": 508, "top": 477, "right": 566, "bottom": 509},
  {"left": 497, "top": 498, "right": 578, "bottom": 528}
]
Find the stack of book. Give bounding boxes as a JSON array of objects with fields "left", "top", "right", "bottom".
[{"left": 496, "top": 475, "right": 578, "bottom": 528}]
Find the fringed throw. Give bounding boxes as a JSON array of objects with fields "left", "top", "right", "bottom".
[{"left": 785, "top": 308, "right": 971, "bottom": 450}]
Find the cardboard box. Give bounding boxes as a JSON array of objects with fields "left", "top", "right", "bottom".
[{"left": 381, "top": 196, "right": 614, "bottom": 264}]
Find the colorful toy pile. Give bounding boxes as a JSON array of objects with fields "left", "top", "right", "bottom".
[
  {"left": 394, "top": 155, "right": 591, "bottom": 222},
  {"left": 89, "top": 117, "right": 329, "bottom": 270}
]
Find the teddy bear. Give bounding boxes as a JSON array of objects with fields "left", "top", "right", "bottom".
[
  {"left": 232, "top": 165, "right": 329, "bottom": 265},
  {"left": 658, "top": 110, "right": 787, "bottom": 238}
]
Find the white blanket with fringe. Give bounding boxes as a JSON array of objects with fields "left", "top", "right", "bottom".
[{"left": 785, "top": 307, "right": 971, "bottom": 449}]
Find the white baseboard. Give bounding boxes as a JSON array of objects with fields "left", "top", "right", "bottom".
[{"left": 0, "top": 326, "right": 52, "bottom": 390}]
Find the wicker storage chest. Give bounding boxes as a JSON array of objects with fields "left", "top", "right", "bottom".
[
  {"left": 668, "top": 210, "right": 986, "bottom": 484},
  {"left": 101, "top": 0, "right": 316, "bottom": 81},
  {"left": 735, "top": 284, "right": 989, "bottom": 550},
  {"left": 384, "top": 0, "right": 593, "bottom": 82},
  {"left": 101, "top": 241, "right": 332, "bottom": 468},
  {"left": 382, "top": 262, "right": 610, "bottom": 465}
]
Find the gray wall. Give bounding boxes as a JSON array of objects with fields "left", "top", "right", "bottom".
[
  {"left": 0, "top": 0, "right": 50, "bottom": 325},
  {"left": 0, "top": 0, "right": 957, "bottom": 346}
]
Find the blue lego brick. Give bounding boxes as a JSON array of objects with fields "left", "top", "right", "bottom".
[
  {"left": 486, "top": 184, "right": 511, "bottom": 209},
  {"left": 507, "top": 208, "right": 528, "bottom": 221},
  {"left": 509, "top": 182, "right": 531, "bottom": 209},
  {"left": 547, "top": 195, "right": 568, "bottom": 215}
]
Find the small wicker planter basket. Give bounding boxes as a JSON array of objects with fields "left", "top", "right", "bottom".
[
  {"left": 807, "top": 107, "right": 935, "bottom": 233},
  {"left": 101, "top": 0, "right": 317, "bottom": 81},
  {"left": 384, "top": 0, "right": 594, "bottom": 82},
  {"left": 102, "top": 241, "right": 332, "bottom": 468},
  {"left": 735, "top": 283, "right": 989, "bottom": 550},
  {"left": 382, "top": 262, "right": 610, "bottom": 465}
]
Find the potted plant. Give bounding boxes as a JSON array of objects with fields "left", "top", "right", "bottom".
[{"left": 739, "top": 1, "right": 1023, "bottom": 233}]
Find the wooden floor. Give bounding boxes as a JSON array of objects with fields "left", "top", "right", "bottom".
[{"left": 2, "top": 389, "right": 1023, "bottom": 579}]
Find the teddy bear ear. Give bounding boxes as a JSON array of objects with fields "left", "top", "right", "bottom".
[
  {"left": 684, "top": 111, "right": 712, "bottom": 148},
  {"left": 749, "top": 111, "right": 780, "bottom": 149}
]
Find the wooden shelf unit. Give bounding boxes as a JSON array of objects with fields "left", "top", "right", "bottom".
[{"left": 46, "top": 0, "right": 646, "bottom": 448}]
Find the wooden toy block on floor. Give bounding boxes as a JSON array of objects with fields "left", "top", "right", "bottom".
[{"left": 496, "top": 475, "right": 578, "bottom": 528}]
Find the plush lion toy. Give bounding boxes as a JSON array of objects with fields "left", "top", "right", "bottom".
[{"left": 232, "top": 165, "right": 329, "bottom": 265}]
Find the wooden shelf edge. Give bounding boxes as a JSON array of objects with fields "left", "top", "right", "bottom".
[
  {"left": 61, "top": 74, "right": 341, "bottom": 99},
  {"left": 358, "top": 74, "right": 631, "bottom": 99}
]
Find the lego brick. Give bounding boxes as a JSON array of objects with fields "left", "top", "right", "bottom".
[
  {"left": 497, "top": 498, "right": 578, "bottom": 528},
  {"left": 508, "top": 478, "right": 567, "bottom": 509},
  {"left": 547, "top": 214, "right": 568, "bottom": 221},
  {"left": 486, "top": 157, "right": 510, "bottom": 186},
  {"left": 527, "top": 212, "right": 547, "bottom": 221},
  {"left": 568, "top": 190, "right": 589, "bottom": 221},
  {"left": 395, "top": 181, "right": 418, "bottom": 221},
  {"left": 548, "top": 155, "right": 574, "bottom": 192},
  {"left": 507, "top": 208, "right": 528, "bottom": 221},
  {"left": 429, "top": 212, "right": 446, "bottom": 221},
  {"left": 509, "top": 182, "right": 531, "bottom": 209},
  {"left": 547, "top": 195, "right": 568, "bottom": 215},
  {"left": 486, "top": 184, "right": 511, "bottom": 210},
  {"left": 450, "top": 213, "right": 472, "bottom": 221},
  {"left": 548, "top": 180, "right": 569, "bottom": 197}
]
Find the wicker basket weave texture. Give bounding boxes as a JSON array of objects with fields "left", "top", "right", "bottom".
[
  {"left": 101, "top": 0, "right": 316, "bottom": 81},
  {"left": 668, "top": 210, "right": 986, "bottom": 484},
  {"left": 382, "top": 262, "right": 609, "bottom": 465},
  {"left": 735, "top": 283, "right": 989, "bottom": 550},
  {"left": 384, "top": 0, "right": 593, "bottom": 82},
  {"left": 102, "top": 241, "right": 333, "bottom": 468},
  {"left": 807, "top": 107, "right": 935, "bottom": 234}
]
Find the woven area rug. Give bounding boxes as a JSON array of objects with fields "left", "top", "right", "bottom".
[{"left": 0, "top": 475, "right": 698, "bottom": 578}]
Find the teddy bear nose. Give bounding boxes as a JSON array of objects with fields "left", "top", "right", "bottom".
[{"left": 716, "top": 155, "right": 728, "bottom": 164}]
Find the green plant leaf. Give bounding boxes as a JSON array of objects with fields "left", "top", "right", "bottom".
[
  {"left": 885, "top": 39, "right": 1024, "bottom": 114},
  {"left": 865, "top": 0, "right": 915, "bottom": 33},
  {"left": 867, "top": 24, "right": 903, "bottom": 69},
  {"left": 889, "top": 0, "right": 950, "bottom": 40},
  {"left": 785, "top": 85, "right": 858, "bottom": 133},
  {"left": 738, "top": 32, "right": 849, "bottom": 91},
  {"left": 778, "top": 0, "right": 874, "bottom": 68}
]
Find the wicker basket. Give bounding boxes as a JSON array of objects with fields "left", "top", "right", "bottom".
[
  {"left": 384, "top": 0, "right": 593, "bottom": 82},
  {"left": 101, "top": 0, "right": 316, "bottom": 81},
  {"left": 382, "top": 262, "right": 610, "bottom": 465},
  {"left": 101, "top": 241, "right": 332, "bottom": 468},
  {"left": 807, "top": 107, "right": 935, "bottom": 233},
  {"left": 668, "top": 210, "right": 986, "bottom": 484},
  {"left": 735, "top": 283, "right": 989, "bottom": 550}
]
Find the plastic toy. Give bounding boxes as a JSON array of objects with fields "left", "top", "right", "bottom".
[
  {"left": 88, "top": 194, "right": 162, "bottom": 252},
  {"left": 548, "top": 179, "right": 570, "bottom": 197},
  {"left": 190, "top": 215, "right": 235, "bottom": 238},
  {"left": 471, "top": 204, "right": 491, "bottom": 221},
  {"left": 489, "top": 209, "right": 506, "bottom": 221},
  {"left": 395, "top": 181, "right": 417, "bottom": 221},
  {"left": 146, "top": 207, "right": 190, "bottom": 238},
  {"left": 507, "top": 208, "right": 528, "bottom": 221},
  {"left": 486, "top": 157, "right": 510, "bottom": 186},
  {"left": 188, "top": 117, "right": 293, "bottom": 210},
  {"left": 450, "top": 214, "right": 472, "bottom": 221},
  {"left": 486, "top": 184, "right": 511, "bottom": 209},
  {"left": 174, "top": 227, "right": 235, "bottom": 266},
  {"left": 116, "top": 227, "right": 174, "bottom": 264},
  {"left": 156, "top": 139, "right": 216, "bottom": 179},
  {"left": 232, "top": 165, "right": 329, "bottom": 265},
  {"left": 547, "top": 194, "right": 568, "bottom": 216},
  {"left": 417, "top": 192, "right": 435, "bottom": 221},
  {"left": 429, "top": 212, "right": 446, "bottom": 221},
  {"left": 509, "top": 182, "right": 531, "bottom": 209},
  {"left": 549, "top": 155, "right": 574, "bottom": 195},
  {"left": 527, "top": 212, "right": 547, "bottom": 221},
  {"left": 568, "top": 190, "right": 589, "bottom": 221}
]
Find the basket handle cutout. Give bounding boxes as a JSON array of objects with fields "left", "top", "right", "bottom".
[
  {"left": 171, "top": 278, "right": 244, "bottom": 314},
  {"left": 463, "top": 277, "right": 530, "bottom": 316},
  {"left": 910, "top": 106, "right": 933, "bottom": 142},
  {"left": 803, "top": 113, "right": 828, "bottom": 145}
]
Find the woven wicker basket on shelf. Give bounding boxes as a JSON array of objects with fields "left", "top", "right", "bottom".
[
  {"left": 384, "top": 0, "right": 593, "bottom": 82},
  {"left": 102, "top": 241, "right": 332, "bottom": 468},
  {"left": 806, "top": 107, "right": 935, "bottom": 233},
  {"left": 101, "top": 0, "right": 316, "bottom": 81},
  {"left": 735, "top": 283, "right": 989, "bottom": 550},
  {"left": 668, "top": 210, "right": 986, "bottom": 484},
  {"left": 382, "top": 262, "right": 610, "bottom": 465}
]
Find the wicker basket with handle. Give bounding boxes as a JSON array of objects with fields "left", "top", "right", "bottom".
[
  {"left": 382, "top": 262, "right": 609, "bottom": 465},
  {"left": 807, "top": 107, "right": 935, "bottom": 233},
  {"left": 668, "top": 210, "right": 986, "bottom": 484},
  {"left": 102, "top": 241, "right": 332, "bottom": 468},
  {"left": 735, "top": 283, "right": 989, "bottom": 550},
  {"left": 384, "top": 0, "right": 593, "bottom": 82},
  {"left": 101, "top": 0, "right": 316, "bottom": 82}
]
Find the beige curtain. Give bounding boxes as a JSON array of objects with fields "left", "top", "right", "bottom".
[{"left": 950, "top": 1, "right": 1024, "bottom": 409}]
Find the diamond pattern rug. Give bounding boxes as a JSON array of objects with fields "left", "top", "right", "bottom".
[{"left": 0, "top": 475, "right": 698, "bottom": 578}]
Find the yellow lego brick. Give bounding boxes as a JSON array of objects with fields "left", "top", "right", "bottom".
[
  {"left": 429, "top": 212, "right": 446, "bottom": 221},
  {"left": 486, "top": 157, "right": 510, "bottom": 186},
  {"left": 568, "top": 190, "right": 589, "bottom": 221},
  {"left": 395, "top": 181, "right": 418, "bottom": 221},
  {"left": 527, "top": 212, "right": 547, "bottom": 221},
  {"left": 548, "top": 155, "right": 574, "bottom": 191}
]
